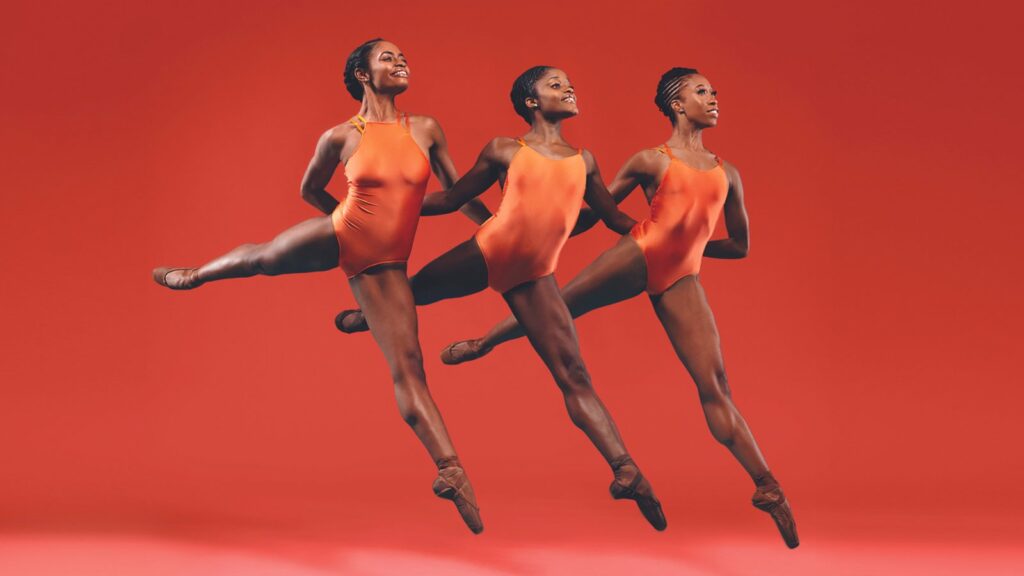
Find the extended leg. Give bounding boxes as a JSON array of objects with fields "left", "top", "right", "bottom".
[
  {"left": 503, "top": 275, "right": 666, "bottom": 531},
  {"left": 443, "top": 234, "right": 647, "bottom": 364},
  {"left": 349, "top": 266, "right": 482, "bottom": 534},
  {"left": 652, "top": 275, "right": 797, "bottom": 547},
  {"left": 153, "top": 216, "right": 339, "bottom": 289}
]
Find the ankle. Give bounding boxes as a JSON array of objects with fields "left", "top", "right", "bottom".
[
  {"left": 435, "top": 456, "right": 462, "bottom": 471},
  {"left": 609, "top": 455, "right": 636, "bottom": 473},
  {"left": 754, "top": 470, "right": 779, "bottom": 489}
]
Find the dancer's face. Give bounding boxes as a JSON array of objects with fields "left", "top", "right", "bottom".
[
  {"left": 528, "top": 68, "right": 579, "bottom": 120},
  {"left": 360, "top": 41, "right": 409, "bottom": 96},
  {"left": 673, "top": 74, "right": 718, "bottom": 128}
]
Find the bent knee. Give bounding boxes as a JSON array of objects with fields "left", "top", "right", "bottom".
[
  {"left": 391, "top": 349, "right": 426, "bottom": 384},
  {"left": 554, "top": 356, "right": 592, "bottom": 390},
  {"left": 697, "top": 368, "right": 732, "bottom": 402}
]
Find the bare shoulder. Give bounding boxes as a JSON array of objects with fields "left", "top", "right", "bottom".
[
  {"left": 580, "top": 148, "right": 611, "bottom": 174},
  {"left": 483, "top": 136, "right": 523, "bottom": 164},
  {"left": 720, "top": 158, "right": 743, "bottom": 185},
  {"left": 629, "top": 147, "right": 668, "bottom": 176},
  {"left": 320, "top": 122, "right": 360, "bottom": 151},
  {"left": 407, "top": 113, "right": 443, "bottom": 137},
  {"left": 407, "top": 113, "right": 440, "bottom": 129}
]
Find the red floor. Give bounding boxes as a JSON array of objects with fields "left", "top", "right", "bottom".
[{"left": 3, "top": 529, "right": 1021, "bottom": 575}]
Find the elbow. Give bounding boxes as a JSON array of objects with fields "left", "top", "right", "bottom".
[
  {"left": 441, "top": 196, "right": 461, "bottom": 214},
  {"left": 737, "top": 242, "right": 749, "bottom": 258}
]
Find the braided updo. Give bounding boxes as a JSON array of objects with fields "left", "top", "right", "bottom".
[{"left": 654, "top": 67, "right": 699, "bottom": 122}]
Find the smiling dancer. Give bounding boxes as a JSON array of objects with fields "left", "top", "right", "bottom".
[
  {"left": 334, "top": 66, "right": 667, "bottom": 530},
  {"left": 152, "top": 39, "right": 491, "bottom": 534},
  {"left": 433, "top": 68, "right": 799, "bottom": 547}
]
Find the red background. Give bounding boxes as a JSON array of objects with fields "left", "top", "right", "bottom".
[{"left": 3, "top": 0, "right": 1022, "bottom": 573}]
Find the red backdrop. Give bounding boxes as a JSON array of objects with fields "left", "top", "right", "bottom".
[{"left": 3, "top": 0, "right": 1022, "bottom": 573}]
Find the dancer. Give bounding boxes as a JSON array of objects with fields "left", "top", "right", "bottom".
[
  {"left": 334, "top": 66, "right": 668, "bottom": 530},
  {"left": 434, "top": 68, "right": 799, "bottom": 547},
  {"left": 152, "top": 39, "right": 489, "bottom": 533}
]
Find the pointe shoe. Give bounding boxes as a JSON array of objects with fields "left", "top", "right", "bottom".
[
  {"left": 752, "top": 484, "right": 799, "bottom": 548},
  {"left": 439, "top": 340, "right": 491, "bottom": 365},
  {"left": 609, "top": 465, "right": 667, "bottom": 531},
  {"left": 334, "top": 309, "right": 368, "bottom": 333},
  {"left": 432, "top": 465, "right": 484, "bottom": 534},
  {"left": 152, "top": 267, "right": 201, "bottom": 290}
]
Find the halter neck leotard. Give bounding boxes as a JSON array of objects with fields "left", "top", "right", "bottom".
[
  {"left": 475, "top": 139, "right": 586, "bottom": 293},
  {"left": 332, "top": 113, "right": 431, "bottom": 277},
  {"left": 630, "top": 145, "right": 729, "bottom": 295}
]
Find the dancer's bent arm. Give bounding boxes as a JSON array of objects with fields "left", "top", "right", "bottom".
[
  {"left": 299, "top": 127, "right": 347, "bottom": 214},
  {"left": 571, "top": 150, "right": 653, "bottom": 236},
  {"left": 420, "top": 137, "right": 510, "bottom": 216},
  {"left": 703, "top": 161, "right": 749, "bottom": 259},
  {"left": 579, "top": 149, "right": 637, "bottom": 235},
  {"left": 422, "top": 116, "right": 492, "bottom": 224}
]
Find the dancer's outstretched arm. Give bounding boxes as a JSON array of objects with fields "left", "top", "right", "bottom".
[
  {"left": 421, "top": 137, "right": 509, "bottom": 216},
  {"left": 579, "top": 149, "right": 637, "bottom": 235},
  {"left": 703, "top": 161, "right": 749, "bottom": 258},
  {"left": 421, "top": 116, "right": 492, "bottom": 224}
]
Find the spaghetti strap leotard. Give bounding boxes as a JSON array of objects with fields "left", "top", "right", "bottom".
[
  {"left": 630, "top": 145, "right": 729, "bottom": 295},
  {"left": 332, "top": 113, "right": 431, "bottom": 277},
  {"left": 475, "top": 139, "right": 586, "bottom": 293}
]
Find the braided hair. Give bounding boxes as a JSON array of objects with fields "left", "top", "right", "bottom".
[
  {"left": 654, "top": 67, "right": 699, "bottom": 122},
  {"left": 510, "top": 65, "right": 553, "bottom": 125},
  {"left": 343, "top": 38, "right": 384, "bottom": 101}
]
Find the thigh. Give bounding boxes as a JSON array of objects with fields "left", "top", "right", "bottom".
[
  {"left": 561, "top": 235, "right": 647, "bottom": 315},
  {"left": 503, "top": 275, "right": 585, "bottom": 373},
  {"left": 265, "top": 215, "right": 339, "bottom": 272},
  {"left": 349, "top": 267, "right": 422, "bottom": 373},
  {"left": 410, "top": 237, "right": 489, "bottom": 305},
  {"left": 650, "top": 276, "right": 726, "bottom": 388}
]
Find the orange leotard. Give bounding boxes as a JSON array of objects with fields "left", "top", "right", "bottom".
[
  {"left": 475, "top": 139, "right": 587, "bottom": 293},
  {"left": 332, "top": 114, "right": 431, "bottom": 277},
  {"left": 630, "top": 145, "right": 729, "bottom": 295}
]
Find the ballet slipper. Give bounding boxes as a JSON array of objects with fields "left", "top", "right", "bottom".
[
  {"left": 334, "top": 309, "right": 368, "bottom": 333},
  {"left": 439, "top": 340, "right": 491, "bottom": 365},
  {"left": 152, "top": 267, "right": 201, "bottom": 290},
  {"left": 752, "top": 484, "right": 799, "bottom": 548},
  {"left": 432, "top": 464, "right": 484, "bottom": 534},
  {"left": 609, "top": 459, "right": 667, "bottom": 531}
]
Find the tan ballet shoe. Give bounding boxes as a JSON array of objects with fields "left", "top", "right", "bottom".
[{"left": 432, "top": 464, "right": 484, "bottom": 534}]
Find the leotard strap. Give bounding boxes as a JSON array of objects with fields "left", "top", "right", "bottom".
[
  {"left": 658, "top": 144, "right": 721, "bottom": 165},
  {"left": 350, "top": 114, "right": 368, "bottom": 134}
]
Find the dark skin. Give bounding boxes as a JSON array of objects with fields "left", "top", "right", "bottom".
[
  {"left": 335, "top": 69, "right": 667, "bottom": 530},
  {"left": 434, "top": 74, "right": 798, "bottom": 546},
  {"left": 152, "top": 41, "right": 488, "bottom": 533}
]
